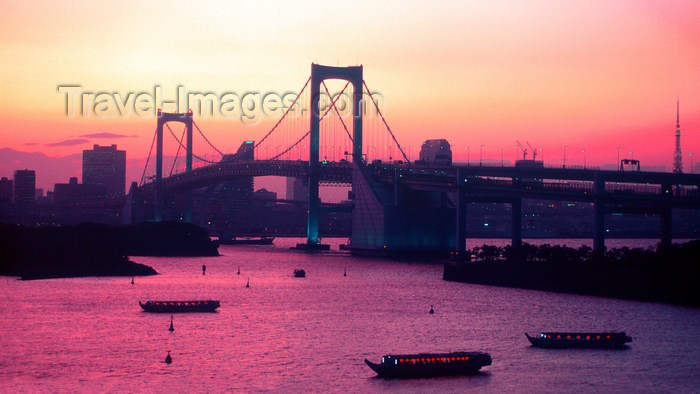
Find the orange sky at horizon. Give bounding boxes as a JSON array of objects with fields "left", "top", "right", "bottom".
[{"left": 2, "top": 0, "right": 700, "bottom": 189}]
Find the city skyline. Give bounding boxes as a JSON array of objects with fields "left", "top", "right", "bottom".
[{"left": 2, "top": 1, "right": 700, "bottom": 190}]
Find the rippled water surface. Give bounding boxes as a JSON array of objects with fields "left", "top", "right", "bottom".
[{"left": 1, "top": 239, "right": 699, "bottom": 392}]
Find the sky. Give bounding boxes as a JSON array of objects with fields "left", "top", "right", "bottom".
[{"left": 1, "top": 0, "right": 700, "bottom": 191}]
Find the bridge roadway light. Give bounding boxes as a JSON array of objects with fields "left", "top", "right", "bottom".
[
  {"left": 564, "top": 145, "right": 568, "bottom": 168},
  {"left": 499, "top": 147, "right": 503, "bottom": 166},
  {"left": 480, "top": 144, "right": 485, "bottom": 166},
  {"left": 582, "top": 149, "right": 586, "bottom": 169}
]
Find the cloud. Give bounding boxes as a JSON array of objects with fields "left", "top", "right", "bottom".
[
  {"left": 23, "top": 142, "right": 38, "bottom": 146},
  {"left": 79, "top": 132, "right": 137, "bottom": 139},
  {"left": 46, "top": 138, "right": 90, "bottom": 147}
]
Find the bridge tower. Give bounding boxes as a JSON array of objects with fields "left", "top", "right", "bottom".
[
  {"left": 297, "top": 64, "right": 364, "bottom": 249},
  {"left": 155, "top": 109, "right": 193, "bottom": 222}
]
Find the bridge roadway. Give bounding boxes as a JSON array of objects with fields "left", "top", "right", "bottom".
[
  {"left": 143, "top": 159, "right": 700, "bottom": 210},
  {"left": 371, "top": 164, "right": 700, "bottom": 209}
]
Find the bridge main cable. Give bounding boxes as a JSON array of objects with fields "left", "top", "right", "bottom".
[
  {"left": 255, "top": 76, "right": 311, "bottom": 149},
  {"left": 269, "top": 81, "right": 351, "bottom": 160}
]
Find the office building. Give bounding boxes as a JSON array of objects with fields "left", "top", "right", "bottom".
[{"left": 83, "top": 144, "right": 126, "bottom": 198}]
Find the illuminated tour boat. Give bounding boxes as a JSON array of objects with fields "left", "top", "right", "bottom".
[
  {"left": 364, "top": 351, "right": 492, "bottom": 378},
  {"left": 139, "top": 300, "right": 221, "bottom": 313},
  {"left": 526, "top": 332, "right": 632, "bottom": 349},
  {"left": 293, "top": 269, "right": 306, "bottom": 278}
]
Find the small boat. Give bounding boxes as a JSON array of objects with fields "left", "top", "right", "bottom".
[
  {"left": 525, "top": 332, "right": 632, "bottom": 349},
  {"left": 218, "top": 237, "right": 274, "bottom": 245},
  {"left": 294, "top": 269, "right": 306, "bottom": 278},
  {"left": 139, "top": 300, "right": 220, "bottom": 313},
  {"left": 364, "top": 351, "right": 491, "bottom": 378}
]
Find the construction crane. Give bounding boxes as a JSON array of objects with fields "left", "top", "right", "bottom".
[
  {"left": 516, "top": 140, "right": 528, "bottom": 160},
  {"left": 527, "top": 142, "right": 538, "bottom": 161}
]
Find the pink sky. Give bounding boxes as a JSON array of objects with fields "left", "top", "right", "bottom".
[{"left": 2, "top": 0, "right": 700, "bottom": 191}]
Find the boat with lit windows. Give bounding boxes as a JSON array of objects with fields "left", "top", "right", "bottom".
[
  {"left": 139, "top": 300, "right": 220, "bottom": 313},
  {"left": 364, "top": 351, "right": 492, "bottom": 378},
  {"left": 294, "top": 269, "right": 306, "bottom": 278},
  {"left": 525, "top": 332, "right": 632, "bottom": 349}
]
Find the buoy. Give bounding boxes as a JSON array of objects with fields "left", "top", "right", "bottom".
[
  {"left": 165, "top": 350, "right": 172, "bottom": 364},
  {"left": 131, "top": 277, "right": 134, "bottom": 285},
  {"left": 237, "top": 266, "right": 240, "bottom": 275},
  {"left": 343, "top": 268, "right": 347, "bottom": 277},
  {"left": 429, "top": 305, "right": 434, "bottom": 314},
  {"left": 168, "top": 315, "right": 174, "bottom": 332},
  {"left": 245, "top": 278, "right": 249, "bottom": 288},
  {"left": 202, "top": 264, "right": 206, "bottom": 275}
]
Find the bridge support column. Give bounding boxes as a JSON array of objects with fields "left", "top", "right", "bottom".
[
  {"left": 593, "top": 203, "right": 605, "bottom": 252},
  {"left": 296, "top": 64, "right": 363, "bottom": 251},
  {"left": 154, "top": 110, "right": 194, "bottom": 223},
  {"left": 511, "top": 198, "right": 522, "bottom": 250},
  {"left": 155, "top": 116, "right": 164, "bottom": 222},
  {"left": 660, "top": 208, "right": 672, "bottom": 249},
  {"left": 593, "top": 173, "right": 606, "bottom": 252},
  {"left": 452, "top": 168, "right": 468, "bottom": 261}
]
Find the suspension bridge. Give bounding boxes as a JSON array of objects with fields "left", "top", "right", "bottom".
[{"left": 125, "top": 64, "right": 700, "bottom": 255}]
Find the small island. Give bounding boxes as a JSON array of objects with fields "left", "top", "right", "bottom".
[
  {"left": 444, "top": 241, "right": 700, "bottom": 307},
  {"left": 0, "top": 221, "right": 219, "bottom": 280}
]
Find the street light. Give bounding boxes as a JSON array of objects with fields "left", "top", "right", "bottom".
[
  {"left": 480, "top": 144, "right": 485, "bottom": 166},
  {"left": 630, "top": 151, "right": 634, "bottom": 160},
  {"left": 617, "top": 147, "right": 621, "bottom": 169},
  {"left": 466, "top": 146, "right": 470, "bottom": 165},
  {"left": 582, "top": 149, "right": 586, "bottom": 169},
  {"left": 563, "top": 145, "right": 568, "bottom": 168},
  {"left": 499, "top": 147, "right": 503, "bottom": 166}
]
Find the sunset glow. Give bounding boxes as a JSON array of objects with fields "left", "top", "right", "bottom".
[{"left": 2, "top": 0, "right": 700, "bottom": 189}]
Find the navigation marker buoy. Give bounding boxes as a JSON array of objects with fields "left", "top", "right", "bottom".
[
  {"left": 245, "top": 278, "right": 249, "bottom": 288},
  {"left": 165, "top": 350, "right": 172, "bottom": 364},
  {"left": 429, "top": 305, "right": 434, "bottom": 314},
  {"left": 169, "top": 315, "right": 174, "bottom": 332}
]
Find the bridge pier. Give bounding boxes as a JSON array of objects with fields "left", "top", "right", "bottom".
[
  {"left": 511, "top": 198, "right": 522, "bottom": 250},
  {"left": 452, "top": 168, "right": 468, "bottom": 261},
  {"left": 593, "top": 173, "right": 606, "bottom": 252}
]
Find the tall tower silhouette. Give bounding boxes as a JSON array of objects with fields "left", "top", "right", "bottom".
[{"left": 673, "top": 98, "right": 683, "bottom": 173}]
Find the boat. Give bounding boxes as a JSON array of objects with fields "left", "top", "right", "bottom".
[
  {"left": 139, "top": 300, "right": 220, "bottom": 313},
  {"left": 525, "top": 332, "right": 632, "bottom": 349},
  {"left": 218, "top": 236, "right": 274, "bottom": 245},
  {"left": 364, "top": 351, "right": 491, "bottom": 378},
  {"left": 294, "top": 269, "right": 306, "bottom": 278}
]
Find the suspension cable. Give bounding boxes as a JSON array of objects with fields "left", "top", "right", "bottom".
[
  {"left": 140, "top": 128, "right": 158, "bottom": 185},
  {"left": 193, "top": 120, "right": 225, "bottom": 156},
  {"left": 169, "top": 124, "right": 187, "bottom": 176},
  {"left": 363, "top": 80, "right": 408, "bottom": 162},
  {"left": 321, "top": 81, "right": 354, "bottom": 144},
  {"left": 165, "top": 122, "right": 217, "bottom": 164},
  {"left": 269, "top": 82, "right": 350, "bottom": 161},
  {"left": 255, "top": 76, "right": 311, "bottom": 149}
]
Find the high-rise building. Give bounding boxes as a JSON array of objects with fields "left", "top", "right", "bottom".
[
  {"left": 419, "top": 139, "right": 452, "bottom": 165},
  {"left": 673, "top": 99, "right": 683, "bottom": 173},
  {"left": 0, "top": 177, "right": 13, "bottom": 204},
  {"left": 83, "top": 144, "right": 126, "bottom": 198},
  {"left": 286, "top": 177, "right": 308, "bottom": 201},
  {"left": 13, "top": 169, "right": 36, "bottom": 204}
]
